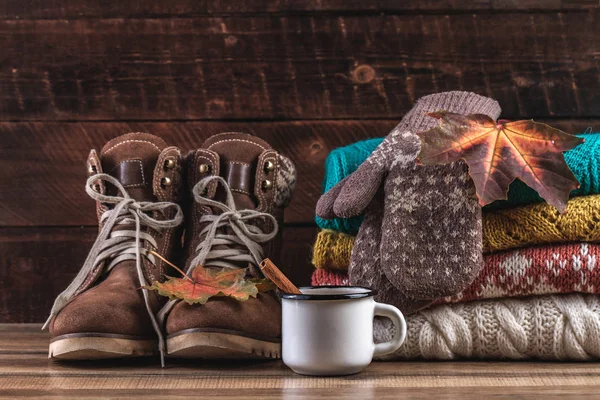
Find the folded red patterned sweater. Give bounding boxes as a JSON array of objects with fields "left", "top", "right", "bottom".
[{"left": 312, "top": 242, "right": 600, "bottom": 303}]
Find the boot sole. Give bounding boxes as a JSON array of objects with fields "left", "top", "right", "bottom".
[
  {"left": 166, "top": 329, "right": 280, "bottom": 359},
  {"left": 49, "top": 334, "right": 156, "bottom": 360}
]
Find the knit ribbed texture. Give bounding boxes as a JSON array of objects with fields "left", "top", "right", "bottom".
[
  {"left": 311, "top": 268, "right": 349, "bottom": 286},
  {"left": 313, "top": 242, "right": 600, "bottom": 302},
  {"left": 374, "top": 294, "right": 600, "bottom": 360},
  {"left": 483, "top": 194, "right": 600, "bottom": 253},
  {"left": 311, "top": 229, "right": 357, "bottom": 269},
  {"left": 317, "top": 133, "right": 600, "bottom": 235},
  {"left": 316, "top": 138, "right": 383, "bottom": 235},
  {"left": 396, "top": 91, "right": 501, "bottom": 134},
  {"left": 311, "top": 229, "right": 355, "bottom": 270}
]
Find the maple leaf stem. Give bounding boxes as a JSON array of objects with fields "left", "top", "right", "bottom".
[{"left": 149, "top": 249, "right": 193, "bottom": 282}]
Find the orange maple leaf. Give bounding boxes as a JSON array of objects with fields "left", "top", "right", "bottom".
[
  {"left": 416, "top": 112, "right": 584, "bottom": 213},
  {"left": 145, "top": 266, "right": 275, "bottom": 305}
]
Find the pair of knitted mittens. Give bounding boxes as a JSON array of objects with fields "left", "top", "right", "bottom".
[{"left": 316, "top": 91, "right": 502, "bottom": 314}]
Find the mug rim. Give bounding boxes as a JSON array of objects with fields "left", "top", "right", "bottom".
[{"left": 280, "top": 285, "right": 377, "bottom": 301}]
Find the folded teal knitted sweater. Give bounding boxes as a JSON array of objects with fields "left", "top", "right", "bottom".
[
  {"left": 317, "top": 132, "right": 600, "bottom": 235},
  {"left": 316, "top": 138, "right": 384, "bottom": 234}
]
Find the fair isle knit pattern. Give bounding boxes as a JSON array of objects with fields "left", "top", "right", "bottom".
[
  {"left": 312, "top": 242, "right": 600, "bottom": 304},
  {"left": 350, "top": 140, "right": 485, "bottom": 301},
  {"left": 374, "top": 294, "right": 600, "bottom": 360},
  {"left": 317, "top": 92, "right": 502, "bottom": 303},
  {"left": 374, "top": 153, "right": 483, "bottom": 300},
  {"left": 274, "top": 154, "right": 297, "bottom": 208},
  {"left": 346, "top": 193, "right": 433, "bottom": 314},
  {"left": 442, "top": 242, "right": 600, "bottom": 303}
]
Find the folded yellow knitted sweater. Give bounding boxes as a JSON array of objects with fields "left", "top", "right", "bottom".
[
  {"left": 313, "top": 194, "right": 600, "bottom": 267},
  {"left": 483, "top": 194, "right": 600, "bottom": 253},
  {"left": 311, "top": 229, "right": 355, "bottom": 270}
]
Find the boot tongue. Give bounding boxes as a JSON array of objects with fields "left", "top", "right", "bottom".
[
  {"left": 202, "top": 133, "right": 272, "bottom": 209},
  {"left": 100, "top": 132, "right": 167, "bottom": 202}
]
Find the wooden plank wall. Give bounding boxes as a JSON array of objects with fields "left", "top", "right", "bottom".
[{"left": 1, "top": 1, "right": 598, "bottom": 322}]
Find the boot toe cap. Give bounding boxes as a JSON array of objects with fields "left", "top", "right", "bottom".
[
  {"left": 166, "top": 293, "right": 281, "bottom": 340},
  {"left": 50, "top": 286, "right": 155, "bottom": 339}
]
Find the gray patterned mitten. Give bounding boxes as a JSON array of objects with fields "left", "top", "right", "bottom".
[
  {"left": 347, "top": 189, "right": 433, "bottom": 313},
  {"left": 317, "top": 91, "right": 501, "bottom": 305}
]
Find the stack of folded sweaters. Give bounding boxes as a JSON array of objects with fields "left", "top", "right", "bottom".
[{"left": 312, "top": 132, "right": 600, "bottom": 360}]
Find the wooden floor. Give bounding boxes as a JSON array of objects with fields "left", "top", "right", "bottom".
[{"left": 1, "top": 325, "right": 599, "bottom": 399}]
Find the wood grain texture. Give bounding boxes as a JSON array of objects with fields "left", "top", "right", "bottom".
[
  {"left": 1, "top": 325, "right": 600, "bottom": 399},
  {"left": 1, "top": 119, "right": 597, "bottom": 227},
  {"left": 0, "top": 388, "right": 600, "bottom": 400},
  {"left": 2, "top": 0, "right": 599, "bottom": 19},
  {"left": 0, "top": 120, "right": 387, "bottom": 226},
  {"left": 3, "top": 387, "right": 600, "bottom": 400},
  {"left": 0, "top": 226, "right": 316, "bottom": 323},
  {"left": 1, "top": 12, "right": 598, "bottom": 121}
]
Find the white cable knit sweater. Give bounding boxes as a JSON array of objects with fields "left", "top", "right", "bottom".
[{"left": 374, "top": 294, "right": 600, "bottom": 360}]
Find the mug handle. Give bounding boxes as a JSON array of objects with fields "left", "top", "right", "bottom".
[{"left": 373, "top": 302, "right": 407, "bottom": 357}]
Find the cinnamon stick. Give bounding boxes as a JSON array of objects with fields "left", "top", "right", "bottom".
[{"left": 259, "top": 258, "right": 302, "bottom": 294}]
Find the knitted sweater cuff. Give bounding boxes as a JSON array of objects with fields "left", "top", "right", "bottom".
[{"left": 399, "top": 91, "right": 502, "bottom": 133}]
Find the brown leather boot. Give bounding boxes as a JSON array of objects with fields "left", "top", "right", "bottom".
[
  {"left": 162, "top": 132, "right": 296, "bottom": 359},
  {"left": 45, "top": 133, "right": 184, "bottom": 362}
]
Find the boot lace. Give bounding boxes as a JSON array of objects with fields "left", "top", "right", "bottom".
[
  {"left": 157, "top": 176, "right": 278, "bottom": 337},
  {"left": 187, "top": 175, "right": 279, "bottom": 271},
  {"left": 43, "top": 173, "right": 183, "bottom": 367}
]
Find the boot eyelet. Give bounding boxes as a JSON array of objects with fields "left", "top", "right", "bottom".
[
  {"left": 164, "top": 159, "right": 176, "bottom": 169},
  {"left": 264, "top": 161, "right": 275, "bottom": 173},
  {"left": 87, "top": 164, "right": 97, "bottom": 176},
  {"left": 161, "top": 177, "right": 172, "bottom": 187},
  {"left": 199, "top": 164, "right": 211, "bottom": 174},
  {"left": 262, "top": 180, "right": 273, "bottom": 191}
]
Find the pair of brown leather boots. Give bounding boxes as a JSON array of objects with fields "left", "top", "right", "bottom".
[{"left": 44, "top": 132, "right": 296, "bottom": 365}]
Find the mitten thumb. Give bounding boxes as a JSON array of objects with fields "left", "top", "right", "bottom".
[
  {"left": 333, "top": 160, "right": 385, "bottom": 218},
  {"left": 316, "top": 176, "right": 350, "bottom": 220}
]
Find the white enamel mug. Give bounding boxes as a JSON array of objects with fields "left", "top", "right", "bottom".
[{"left": 281, "top": 286, "right": 406, "bottom": 376}]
